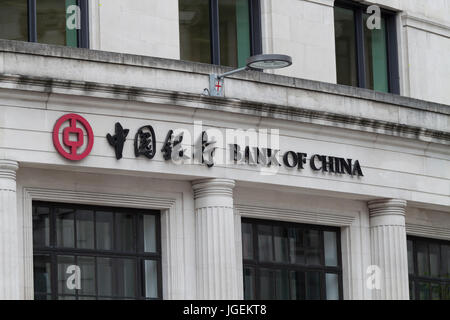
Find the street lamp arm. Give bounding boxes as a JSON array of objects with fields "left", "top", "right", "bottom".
[
  {"left": 217, "top": 66, "right": 249, "bottom": 79},
  {"left": 208, "top": 54, "right": 292, "bottom": 97}
]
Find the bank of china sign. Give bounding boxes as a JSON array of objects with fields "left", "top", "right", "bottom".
[{"left": 53, "top": 114, "right": 364, "bottom": 177}]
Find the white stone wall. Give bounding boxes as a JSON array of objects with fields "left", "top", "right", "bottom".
[
  {"left": 0, "top": 47, "right": 448, "bottom": 209},
  {"left": 85, "top": 0, "right": 449, "bottom": 104},
  {"left": 261, "top": 0, "right": 337, "bottom": 83},
  {"left": 89, "top": 0, "right": 180, "bottom": 59}
]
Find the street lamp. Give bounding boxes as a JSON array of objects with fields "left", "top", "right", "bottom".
[{"left": 208, "top": 54, "right": 292, "bottom": 97}]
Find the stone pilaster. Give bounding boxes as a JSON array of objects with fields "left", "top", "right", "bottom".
[
  {"left": 192, "top": 179, "right": 239, "bottom": 300},
  {"left": 0, "top": 160, "right": 19, "bottom": 299},
  {"left": 368, "top": 199, "right": 409, "bottom": 300}
]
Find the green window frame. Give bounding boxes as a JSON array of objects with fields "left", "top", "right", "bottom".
[
  {"left": 334, "top": 0, "right": 399, "bottom": 94},
  {"left": 179, "top": 0, "right": 262, "bottom": 68},
  {"left": 0, "top": 0, "right": 89, "bottom": 48}
]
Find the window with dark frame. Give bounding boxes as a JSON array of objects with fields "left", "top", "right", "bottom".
[
  {"left": 32, "top": 201, "right": 162, "bottom": 300},
  {"left": 242, "top": 219, "right": 342, "bottom": 300},
  {"left": 334, "top": 0, "right": 399, "bottom": 94},
  {"left": 0, "top": 0, "right": 89, "bottom": 48},
  {"left": 407, "top": 236, "right": 450, "bottom": 300},
  {"left": 179, "top": 0, "right": 262, "bottom": 68}
]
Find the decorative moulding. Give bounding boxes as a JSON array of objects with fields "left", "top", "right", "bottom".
[
  {"left": 235, "top": 204, "right": 355, "bottom": 227},
  {"left": 406, "top": 223, "right": 450, "bottom": 241}
]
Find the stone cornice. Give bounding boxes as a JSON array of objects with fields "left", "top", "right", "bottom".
[
  {"left": 402, "top": 14, "right": 450, "bottom": 39},
  {"left": 1, "top": 73, "right": 449, "bottom": 146},
  {"left": 0, "top": 40, "right": 448, "bottom": 115}
]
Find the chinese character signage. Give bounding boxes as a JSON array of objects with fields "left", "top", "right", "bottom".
[{"left": 52, "top": 114, "right": 364, "bottom": 177}]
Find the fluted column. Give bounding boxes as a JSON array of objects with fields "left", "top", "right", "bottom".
[
  {"left": 192, "top": 178, "right": 239, "bottom": 300},
  {"left": 368, "top": 199, "right": 409, "bottom": 300},
  {"left": 0, "top": 160, "right": 19, "bottom": 299}
]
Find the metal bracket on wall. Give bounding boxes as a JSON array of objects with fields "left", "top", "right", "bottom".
[{"left": 209, "top": 74, "right": 224, "bottom": 97}]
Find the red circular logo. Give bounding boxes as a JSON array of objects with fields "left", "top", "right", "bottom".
[{"left": 53, "top": 113, "right": 94, "bottom": 161}]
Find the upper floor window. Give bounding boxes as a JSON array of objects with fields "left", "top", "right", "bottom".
[
  {"left": 0, "top": 0, "right": 89, "bottom": 48},
  {"left": 334, "top": 0, "right": 399, "bottom": 93},
  {"left": 179, "top": 0, "right": 262, "bottom": 68},
  {"left": 408, "top": 237, "right": 449, "bottom": 300},
  {"left": 242, "top": 219, "right": 342, "bottom": 300}
]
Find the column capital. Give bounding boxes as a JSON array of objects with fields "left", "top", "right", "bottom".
[
  {"left": 0, "top": 159, "right": 19, "bottom": 172},
  {"left": 368, "top": 199, "right": 407, "bottom": 217},
  {"left": 0, "top": 160, "right": 19, "bottom": 187},
  {"left": 192, "top": 179, "right": 235, "bottom": 208}
]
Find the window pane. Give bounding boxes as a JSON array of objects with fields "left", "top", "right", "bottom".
[
  {"left": 33, "top": 255, "right": 52, "bottom": 295},
  {"left": 179, "top": 0, "right": 211, "bottom": 64},
  {"left": 242, "top": 223, "right": 254, "bottom": 260},
  {"left": 305, "top": 229, "right": 321, "bottom": 265},
  {"left": 326, "top": 273, "right": 339, "bottom": 300},
  {"left": 114, "top": 258, "right": 136, "bottom": 298},
  {"left": 290, "top": 271, "right": 305, "bottom": 300},
  {"left": 35, "top": 294, "right": 52, "bottom": 300},
  {"left": 259, "top": 269, "right": 275, "bottom": 300},
  {"left": 115, "top": 212, "right": 135, "bottom": 252},
  {"left": 429, "top": 243, "right": 440, "bottom": 278},
  {"left": 273, "top": 226, "right": 289, "bottom": 263},
  {"left": 431, "top": 283, "right": 441, "bottom": 300},
  {"left": 258, "top": 225, "right": 273, "bottom": 262},
  {"left": 306, "top": 271, "right": 322, "bottom": 300},
  {"left": 334, "top": 6, "right": 358, "bottom": 87},
  {"left": 305, "top": 229, "right": 321, "bottom": 249},
  {"left": 363, "top": 15, "right": 389, "bottom": 92},
  {"left": 76, "top": 210, "right": 94, "bottom": 249},
  {"left": 243, "top": 267, "right": 255, "bottom": 300},
  {"left": 289, "top": 228, "right": 305, "bottom": 265},
  {"left": 57, "top": 255, "right": 75, "bottom": 295},
  {"left": 37, "top": 0, "right": 78, "bottom": 47},
  {"left": 56, "top": 208, "right": 75, "bottom": 248},
  {"left": 324, "top": 231, "right": 338, "bottom": 266},
  {"left": 144, "top": 260, "right": 158, "bottom": 299},
  {"left": 96, "top": 211, "right": 113, "bottom": 251},
  {"left": 417, "top": 242, "right": 429, "bottom": 276},
  {"left": 33, "top": 206, "right": 50, "bottom": 247},
  {"left": 442, "top": 244, "right": 449, "bottom": 278},
  {"left": 0, "top": 0, "right": 28, "bottom": 41},
  {"left": 78, "top": 256, "right": 95, "bottom": 296},
  {"left": 409, "top": 280, "right": 415, "bottom": 300},
  {"left": 143, "top": 215, "right": 156, "bottom": 253},
  {"left": 97, "top": 258, "right": 113, "bottom": 297},
  {"left": 418, "top": 282, "right": 430, "bottom": 300},
  {"left": 275, "top": 270, "right": 289, "bottom": 300},
  {"left": 219, "top": 0, "right": 251, "bottom": 68},
  {"left": 407, "top": 240, "right": 414, "bottom": 274}
]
